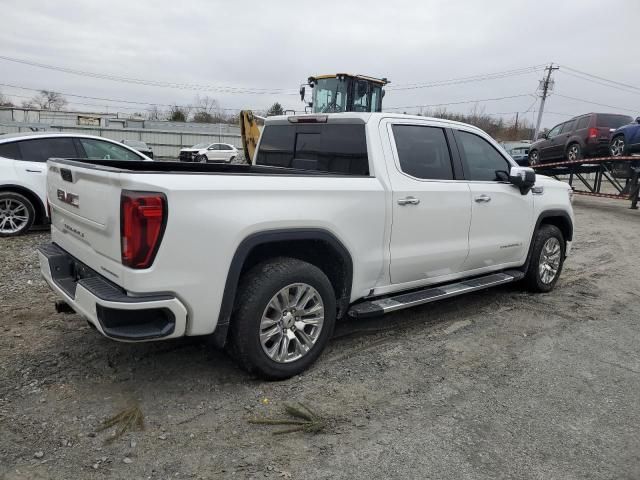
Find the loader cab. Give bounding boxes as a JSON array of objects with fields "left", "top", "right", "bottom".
[{"left": 301, "top": 74, "right": 389, "bottom": 114}]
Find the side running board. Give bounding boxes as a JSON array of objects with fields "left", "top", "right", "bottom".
[{"left": 348, "top": 270, "right": 524, "bottom": 319}]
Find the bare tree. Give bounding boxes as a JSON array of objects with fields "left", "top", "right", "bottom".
[
  {"left": 0, "top": 91, "right": 15, "bottom": 107},
  {"left": 32, "top": 90, "right": 67, "bottom": 110},
  {"left": 147, "top": 105, "right": 162, "bottom": 121},
  {"left": 192, "top": 95, "right": 220, "bottom": 123},
  {"left": 167, "top": 104, "right": 190, "bottom": 122}
]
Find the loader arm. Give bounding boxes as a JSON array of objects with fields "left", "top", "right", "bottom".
[{"left": 239, "top": 110, "right": 264, "bottom": 164}]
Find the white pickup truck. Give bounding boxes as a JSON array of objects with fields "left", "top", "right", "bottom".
[{"left": 39, "top": 113, "right": 574, "bottom": 379}]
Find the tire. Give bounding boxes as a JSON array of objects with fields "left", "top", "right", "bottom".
[
  {"left": 528, "top": 150, "right": 540, "bottom": 166},
  {"left": 610, "top": 135, "right": 626, "bottom": 157},
  {"left": 566, "top": 143, "right": 582, "bottom": 161},
  {"left": 197, "top": 154, "right": 208, "bottom": 163},
  {"left": 228, "top": 156, "right": 236, "bottom": 163},
  {"left": 0, "top": 192, "right": 35, "bottom": 237},
  {"left": 524, "top": 224, "right": 565, "bottom": 293},
  {"left": 228, "top": 257, "right": 336, "bottom": 380}
]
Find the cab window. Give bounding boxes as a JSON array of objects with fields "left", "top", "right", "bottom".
[
  {"left": 392, "top": 125, "right": 454, "bottom": 180},
  {"left": 456, "top": 131, "right": 511, "bottom": 182}
]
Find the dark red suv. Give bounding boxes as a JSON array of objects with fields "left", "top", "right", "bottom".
[{"left": 528, "top": 112, "right": 633, "bottom": 164}]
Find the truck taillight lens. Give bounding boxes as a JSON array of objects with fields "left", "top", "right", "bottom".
[
  {"left": 121, "top": 191, "right": 167, "bottom": 269},
  {"left": 588, "top": 127, "right": 598, "bottom": 139}
]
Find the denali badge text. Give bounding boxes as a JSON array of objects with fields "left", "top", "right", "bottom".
[
  {"left": 63, "top": 223, "right": 85, "bottom": 239},
  {"left": 57, "top": 189, "right": 79, "bottom": 207}
]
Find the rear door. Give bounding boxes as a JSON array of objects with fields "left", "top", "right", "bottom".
[
  {"left": 384, "top": 120, "right": 472, "bottom": 284},
  {"left": 452, "top": 129, "right": 533, "bottom": 270},
  {"left": 14, "top": 137, "right": 79, "bottom": 203}
]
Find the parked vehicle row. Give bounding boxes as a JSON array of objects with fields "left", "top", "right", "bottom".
[
  {"left": 527, "top": 112, "right": 639, "bottom": 165},
  {"left": 179, "top": 142, "right": 238, "bottom": 163},
  {"left": 0, "top": 133, "right": 152, "bottom": 237},
  {"left": 39, "top": 112, "right": 574, "bottom": 379}
]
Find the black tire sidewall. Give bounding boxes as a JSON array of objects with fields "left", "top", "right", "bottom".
[
  {"left": 525, "top": 224, "right": 565, "bottom": 292},
  {"left": 0, "top": 192, "right": 35, "bottom": 237},
  {"left": 230, "top": 258, "right": 336, "bottom": 380}
]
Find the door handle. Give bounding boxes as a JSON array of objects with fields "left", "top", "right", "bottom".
[
  {"left": 474, "top": 194, "right": 491, "bottom": 203},
  {"left": 25, "top": 169, "right": 43, "bottom": 173},
  {"left": 397, "top": 196, "right": 420, "bottom": 206}
]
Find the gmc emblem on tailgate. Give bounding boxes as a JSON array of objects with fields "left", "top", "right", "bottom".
[{"left": 57, "top": 189, "right": 79, "bottom": 207}]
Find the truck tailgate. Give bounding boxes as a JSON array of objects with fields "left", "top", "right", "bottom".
[{"left": 47, "top": 160, "right": 125, "bottom": 281}]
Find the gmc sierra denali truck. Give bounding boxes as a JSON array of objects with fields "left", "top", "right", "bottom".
[{"left": 38, "top": 113, "right": 574, "bottom": 379}]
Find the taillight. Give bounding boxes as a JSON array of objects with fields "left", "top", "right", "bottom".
[
  {"left": 588, "top": 127, "right": 598, "bottom": 139},
  {"left": 120, "top": 191, "right": 167, "bottom": 269}
]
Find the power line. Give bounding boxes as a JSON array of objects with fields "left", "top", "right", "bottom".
[
  {"left": 0, "top": 55, "right": 298, "bottom": 95},
  {"left": 557, "top": 70, "right": 640, "bottom": 96},
  {"left": 388, "top": 65, "right": 545, "bottom": 91},
  {"left": 553, "top": 93, "right": 639, "bottom": 113},
  {"left": 384, "top": 93, "right": 534, "bottom": 111},
  {"left": 558, "top": 64, "right": 640, "bottom": 92}
]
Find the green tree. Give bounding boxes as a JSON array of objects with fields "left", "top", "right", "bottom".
[{"left": 266, "top": 102, "right": 284, "bottom": 116}]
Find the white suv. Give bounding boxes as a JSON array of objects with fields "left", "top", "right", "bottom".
[
  {"left": 0, "top": 132, "right": 151, "bottom": 237},
  {"left": 179, "top": 142, "right": 238, "bottom": 163}
]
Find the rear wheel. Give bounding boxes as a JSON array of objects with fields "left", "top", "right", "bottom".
[
  {"left": 228, "top": 257, "right": 336, "bottom": 380},
  {"left": 0, "top": 192, "right": 35, "bottom": 237},
  {"left": 610, "top": 135, "right": 626, "bottom": 157},
  {"left": 528, "top": 150, "right": 540, "bottom": 165},
  {"left": 566, "top": 143, "right": 582, "bottom": 161},
  {"left": 524, "top": 224, "right": 565, "bottom": 293}
]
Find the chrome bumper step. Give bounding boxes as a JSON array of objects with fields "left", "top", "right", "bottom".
[{"left": 348, "top": 270, "right": 525, "bottom": 319}]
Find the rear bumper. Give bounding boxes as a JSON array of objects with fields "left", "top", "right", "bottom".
[{"left": 38, "top": 243, "right": 188, "bottom": 342}]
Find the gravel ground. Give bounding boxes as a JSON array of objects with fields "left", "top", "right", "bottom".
[{"left": 1, "top": 196, "right": 639, "bottom": 480}]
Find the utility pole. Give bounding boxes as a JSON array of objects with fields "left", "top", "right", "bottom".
[
  {"left": 514, "top": 112, "right": 519, "bottom": 138},
  {"left": 533, "top": 63, "right": 559, "bottom": 141}
]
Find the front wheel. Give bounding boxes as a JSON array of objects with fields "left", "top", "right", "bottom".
[
  {"left": 197, "top": 154, "right": 208, "bottom": 163},
  {"left": 610, "top": 135, "right": 626, "bottom": 157},
  {"left": 228, "top": 257, "right": 336, "bottom": 380},
  {"left": 524, "top": 224, "right": 565, "bottom": 293},
  {"left": 0, "top": 192, "right": 35, "bottom": 237}
]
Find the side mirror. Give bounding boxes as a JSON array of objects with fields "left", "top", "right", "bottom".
[
  {"left": 636, "top": 116, "right": 640, "bottom": 124},
  {"left": 299, "top": 86, "right": 306, "bottom": 102},
  {"left": 509, "top": 166, "right": 536, "bottom": 194}
]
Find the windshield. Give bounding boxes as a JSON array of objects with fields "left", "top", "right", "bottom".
[
  {"left": 313, "top": 78, "right": 348, "bottom": 113},
  {"left": 192, "top": 142, "right": 210, "bottom": 149}
]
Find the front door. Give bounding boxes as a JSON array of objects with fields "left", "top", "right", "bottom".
[
  {"left": 385, "top": 121, "right": 472, "bottom": 285},
  {"left": 541, "top": 123, "right": 565, "bottom": 161},
  {"left": 453, "top": 129, "right": 534, "bottom": 270}
]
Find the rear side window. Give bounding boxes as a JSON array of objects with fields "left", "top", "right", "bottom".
[
  {"left": 18, "top": 137, "right": 78, "bottom": 162},
  {"left": 456, "top": 130, "right": 511, "bottom": 182},
  {"left": 575, "top": 117, "right": 590, "bottom": 130},
  {"left": 79, "top": 139, "right": 142, "bottom": 161},
  {"left": 0, "top": 142, "right": 22, "bottom": 160},
  {"left": 560, "top": 121, "right": 575, "bottom": 134},
  {"left": 256, "top": 124, "right": 369, "bottom": 175},
  {"left": 596, "top": 114, "right": 633, "bottom": 129},
  {"left": 391, "top": 125, "right": 453, "bottom": 180}
]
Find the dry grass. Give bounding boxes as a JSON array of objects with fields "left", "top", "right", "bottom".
[
  {"left": 248, "top": 402, "right": 326, "bottom": 435},
  {"left": 96, "top": 404, "right": 144, "bottom": 442}
]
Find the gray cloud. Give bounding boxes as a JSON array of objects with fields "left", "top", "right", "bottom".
[{"left": 1, "top": 0, "right": 638, "bottom": 128}]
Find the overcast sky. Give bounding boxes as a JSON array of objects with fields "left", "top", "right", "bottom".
[{"left": 1, "top": 0, "right": 639, "bottom": 128}]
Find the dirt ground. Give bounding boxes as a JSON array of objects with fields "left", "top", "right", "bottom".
[{"left": 1, "top": 196, "right": 639, "bottom": 480}]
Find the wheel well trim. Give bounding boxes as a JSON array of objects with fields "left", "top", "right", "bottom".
[
  {"left": 522, "top": 209, "right": 573, "bottom": 272},
  {"left": 212, "top": 228, "right": 354, "bottom": 346},
  {"left": 0, "top": 184, "right": 47, "bottom": 224}
]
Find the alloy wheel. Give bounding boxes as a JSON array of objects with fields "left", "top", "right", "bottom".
[
  {"left": 259, "top": 283, "right": 325, "bottom": 363},
  {"left": 538, "top": 237, "right": 561, "bottom": 284},
  {"left": 610, "top": 137, "right": 625, "bottom": 157},
  {"left": 0, "top": 199, "right": 29, "bottom": 234},
  {"left": 567, "top": 145, "right": 581, "bottom": 161}
]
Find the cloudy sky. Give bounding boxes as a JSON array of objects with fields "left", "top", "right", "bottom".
[{"left": 1, "top": 0, "right": 639, "bottom": 128}]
